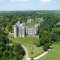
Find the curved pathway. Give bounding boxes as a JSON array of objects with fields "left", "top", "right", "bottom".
[
  {"left": 33, "top": 51, "right": 48, "bottom": 60},
  {"left": 22, "top": 45, "right": 31, "bottom": 60},
  {"left": 15, "top": 41, "right": 50, "bottom": 60},
  {"left": 33, "top": 49, "right": 50, "bottom": 60},
  {"left": 22, "top": 44, "right": 50, "bottom": 60}
]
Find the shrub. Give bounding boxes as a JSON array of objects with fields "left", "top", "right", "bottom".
[
  {"left": 31, "top": 51, "right": 33, "bottom": 54},
  {"left": 43, "top": 43, "right": 51, "bottom": 51}
]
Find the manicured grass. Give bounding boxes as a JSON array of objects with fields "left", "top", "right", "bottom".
[
  {"left": 10, "top": 37, "right": 44, "bottom": 58},
  {"left": 27, "top": 19, "right": 37, "bottom": 27},
  {"left": 38, "top": 42, "right": 60, "bottom": 60},
  {"left": 10, "top": 36, "right": 39, "bottom": 45},
  {"left": 27, "top": 18, "right": 43, "bottom": 27},
  {"left": 24, "top": 44, "right": 44, "bottom": 58}
]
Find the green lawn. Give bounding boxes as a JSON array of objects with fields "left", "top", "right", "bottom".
[
  {"left": 10, "top": 37, "right": 44, "bottom": 58},
  {"left": 10, "top": 36, "right": 39, "bottom": 45},
  {"left": 27, "top": 18, "right": 43, "bottom": 27},
  {"left": 27, "top": 19, "right": 37, "bottom": 27},
  {"left": 38, "top": 42, "right": 60, "bottom": 60},
  {"left": 24, "top": 44, "right": 44, "bottom": 58}
]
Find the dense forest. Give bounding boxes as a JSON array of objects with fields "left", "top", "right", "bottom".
[
  {"left": 0, "top": 29, "right": 25, "bottom": 60},
  {"left": 0, "top": 11, "right": 60, "bottom": 60}
]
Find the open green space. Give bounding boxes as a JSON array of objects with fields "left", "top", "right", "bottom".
[
  {"left": 38, "top": 42, "right": 60, "bottom": 60},
  {"left": 10, "top": 36, "right": 39, "bottom": 44},
  {"left": 27, "top": 19, "right": 37, "bottom": 27},
  {"left": 10, "top": 37, "right": 44, "bottom": 58},
  {"left": 27, "top": 18, "right": 43, "bottom": 27},
  {"left": 24, "top": 44, "right": 44, "bottom": 58}
]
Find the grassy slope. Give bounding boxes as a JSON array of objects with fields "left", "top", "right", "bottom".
[
  {"left": 10, "top": 37, "right": 44, "bottom": 58},
  {"left": 11, "top": 37, "right": 38, "bottom": 44},
  {"left": 38, "top": 42, "right": 60, "bottom": 60},
  {"left": 24, "top": 44, "right": 44, "bottom": 58}
]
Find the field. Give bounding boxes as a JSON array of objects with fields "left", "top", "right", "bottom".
[
  {"left": 10, "top": 36, "right": 44, "bottom": 58},
  {"left": 38, "top": 42, "right": 60, "bottom": 60}
]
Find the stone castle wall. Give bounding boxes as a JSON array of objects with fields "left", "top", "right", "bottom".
[{"left": 14, "top": 20, "right": 39, "bottom": 38}]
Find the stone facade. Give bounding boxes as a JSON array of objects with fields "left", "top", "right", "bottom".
[{"left": 14, "top": 20, "right": 39, "bottom": 38}]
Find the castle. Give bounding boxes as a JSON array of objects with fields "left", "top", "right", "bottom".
[{"left": 14, "top": 19, "right": 40, "bottom": 37}]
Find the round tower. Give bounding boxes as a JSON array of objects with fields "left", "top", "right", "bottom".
[
  {"left": 19, "top": 24, "right": 26, "bottom": 37},
  {"left": 14, "top": 25, "right": 17, "bottom": 38}
]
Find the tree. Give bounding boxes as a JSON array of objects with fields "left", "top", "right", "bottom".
[{"left": 0, "top": 29, "right": 25, "bottom": 60}]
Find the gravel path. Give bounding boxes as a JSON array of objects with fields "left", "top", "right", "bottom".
[
  {"left": 22, "top": 45, "right": 31, "bottom": 60},
  {"left": 33, "top": 51, "right": 49, "bottom": 60}
]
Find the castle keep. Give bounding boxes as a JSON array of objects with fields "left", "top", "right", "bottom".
[{"left": 14, "top": 19, "right": 40, "bottom": 37}]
